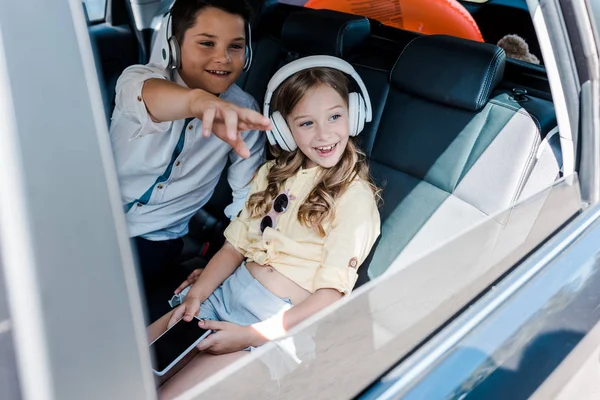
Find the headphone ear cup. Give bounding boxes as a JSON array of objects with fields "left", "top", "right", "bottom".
[
  {"left": 169, "top": 36, "right": 181, "bottom": 70},
  {"left": 271, "top": 111, "right": 297, "bottom": 152},
  {"left": 356, "top": 93, "right": 367, "bottom": 136},
  {"left": 243, "top": 44, "right": 251, "bottom": 71},
  {"left": 243, "top": 22, "right": 252, "bottom": 72},
  {"left": 348, "top": 92, "right": 366, "bottom": 136},
  {"left": 348, "top": 92, "right": 359, "bottom": 136},
  {"left": 160, "top": 42, "right": 170, "bottom": 69},
  {"left": 265, "top": 130, "right": 277, "bottom": 147}
]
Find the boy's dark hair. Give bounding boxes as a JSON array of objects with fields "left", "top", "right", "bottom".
[{"left": 171, "top": 0, "right": 253, "bottom": 44}]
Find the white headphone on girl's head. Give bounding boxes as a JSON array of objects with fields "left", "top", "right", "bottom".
[
  {"left": 263, "top": 56, "right": 373, "bottom": 152},
  {"left": 159, "top": 11, "right": 253, "bottom": 73}
]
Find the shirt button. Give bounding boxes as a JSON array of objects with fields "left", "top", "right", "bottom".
[
  {"left": 136, "top": 203, "right": 142, "bottom": 207},
  {"left": 157, "top": 184, "right": 164, "bottom": 189},
  {"left": 175, "top": 161, "right": 181, "bottom": 166},
  {"left": 188, "top": 125, "right": 193, "bottom": 130},
  {"left": 266, "top": 240, "right": 271, "bottom": 246},
  {"left": 137, "top": 95, "right": 142, "bottom": 102}
]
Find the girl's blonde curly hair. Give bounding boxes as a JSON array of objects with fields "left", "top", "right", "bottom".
[{"left": 247, "top": 67, "right": 381, "bottom": 236}]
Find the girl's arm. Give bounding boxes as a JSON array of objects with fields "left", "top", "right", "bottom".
[
  {"left": 249, "top": 183, "right": 380, "bottom": 343},
  {"left": 195, "top": 289, "right": 343, "bottom": 354},
  {"left": 250, "top": 288, "right": 342, "bottom": 343},
  {"left": 168, "top": 242, "right": 244, "bottom": 325},
  {"left": 248, "top": 182, "right": 380, "bottom": 344},
  {"left": 195, "top": 182, "right": 380, "bottom": 353}
]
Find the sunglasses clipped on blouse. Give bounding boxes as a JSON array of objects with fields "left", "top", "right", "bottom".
[{"left": 260, "top": 190, "right": 295, "bottom": 233}]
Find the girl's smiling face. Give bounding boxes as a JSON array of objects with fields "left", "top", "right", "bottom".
[{"left": 287, "top": 84, "right": 350, "bottom": 169}]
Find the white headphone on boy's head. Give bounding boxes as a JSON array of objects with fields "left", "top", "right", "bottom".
[
  {"left": 159, "top": 11, "right": 253, "bottom": 73},
  {"left": 263, "top": 56, "right": 373, "bottom": 152}
]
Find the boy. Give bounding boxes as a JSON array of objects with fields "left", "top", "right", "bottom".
[{"left": 109, "top": 0, "right": 269, "bottom": 315}]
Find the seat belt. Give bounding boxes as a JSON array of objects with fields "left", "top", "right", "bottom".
[
  {"left": 123, "top": 0, "right": 149, "bottom": 63},
  {"left": 518, "top": 126, "right": 563, "bottom": 202}
]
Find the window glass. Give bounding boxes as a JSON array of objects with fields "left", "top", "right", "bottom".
[
  {"left": 180, "top": 175, "right": 582, "bottom": 399},
  {"left": 83, "top": 0, "right": 106, "bottom": 22}
]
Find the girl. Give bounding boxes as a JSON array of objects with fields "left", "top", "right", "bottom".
[{"left": 149, "top": 56, "right": 381, "bottom": 391}]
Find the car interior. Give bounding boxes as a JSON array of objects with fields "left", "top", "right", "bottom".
[{"left": 86, "top": 0, "right": 563, "bottom": 325}]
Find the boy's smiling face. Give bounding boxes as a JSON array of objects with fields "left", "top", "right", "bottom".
[{"left": 178, "top": 7, "right": 246, "bottom": 95}]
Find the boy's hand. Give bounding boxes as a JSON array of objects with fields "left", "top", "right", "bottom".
[
  {"left": 190, "top": 91, "right": 272, "bottom": 159},
  {"left": 174, "top": 269, "right": 203, "bottom": 295},
  {"left": 168, "top": 295, "right": 202, "bottom": 327}
]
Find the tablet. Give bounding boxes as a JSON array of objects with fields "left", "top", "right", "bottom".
[{"left": 149, "top": 317, "right": 211, "bottom": 376}]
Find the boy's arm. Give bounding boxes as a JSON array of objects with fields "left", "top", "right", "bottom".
[
  {"left": 143, "top": 79, "right": 270, "bottom": 159},
  {"left": 114, "top": 64, "right": 271, "bottom": 158},
  {"left": 142, "top": 78, "right": 242, "bottom": 125},
  {"left": 141, "top": 78, "right": 205, "bottom": 123}
]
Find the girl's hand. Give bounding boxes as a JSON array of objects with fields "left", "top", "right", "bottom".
[
  {"left": 196, "top": 320, "right": 267, "bottom": 355},
  {"left": 168, "top": 295, "right": 202, "bottom": 327},
  {"left": 174, "top": 269, "right": 203, "bottom": 295}
]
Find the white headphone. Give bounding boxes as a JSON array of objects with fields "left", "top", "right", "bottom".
[
  {"left": 159, "top": 11, "right": 253, "bottom": 74},
  {"left": 263, "top": 56, "right": 373, "bottom": 152}
]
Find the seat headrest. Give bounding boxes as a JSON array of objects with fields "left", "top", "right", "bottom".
[
  {"left": 391, "top": 35, "right": 506, "bottom": 111},
  {"left": 281, "top": 9, "right": 370, "bottom": 58}
]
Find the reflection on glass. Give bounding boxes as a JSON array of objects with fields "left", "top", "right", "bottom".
[{"left": 169, "top": 175, "right": 581, "bottom": 400}]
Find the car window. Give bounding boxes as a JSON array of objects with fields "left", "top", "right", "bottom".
[
  {"left": 147, "top": 1, "right": 570, "bottom": 396},
  {"left": 83, "top": 0, "right": 106, "bottom": 22},
  {"left": 187, "top": 175, "right": 583, "bottom": 399},
  {"left": 0, "top": 0, "right": 581, "bottom": 397}
]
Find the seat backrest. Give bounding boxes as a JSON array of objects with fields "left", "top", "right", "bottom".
[
  {"left": 238, "top": 7, "right": 370, "bottom": 106},
  {"left": 361, "top": 34, "right": 558, "bottom": 280},
  {"left": 90, "top": 24, "right": 138, "bottom": 121}
]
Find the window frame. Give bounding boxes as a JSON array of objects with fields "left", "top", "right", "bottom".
[
  {"left": 83, "top": 0, "right": 108, "bottom": 23},
  {"left": 0, "top": 1, "right": 154, "bottom": 398},
  {"left": 0, "top": 0, "right": 593, "bottom": 398}
]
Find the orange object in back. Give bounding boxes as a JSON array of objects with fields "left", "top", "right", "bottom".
[{"left": 304, "top": 0, "right": 484, "bottom": 42}]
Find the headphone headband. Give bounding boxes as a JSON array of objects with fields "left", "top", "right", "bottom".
[
  {"left": 263, "top": 55, "right": 372, "bottom": 122},
  {"left": 164, "top": 12, "right": 175, "bottom": 69}
]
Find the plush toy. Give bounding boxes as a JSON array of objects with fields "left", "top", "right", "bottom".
[{"left": 497, "top": 34, "right": 540, "bottom": 64}]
